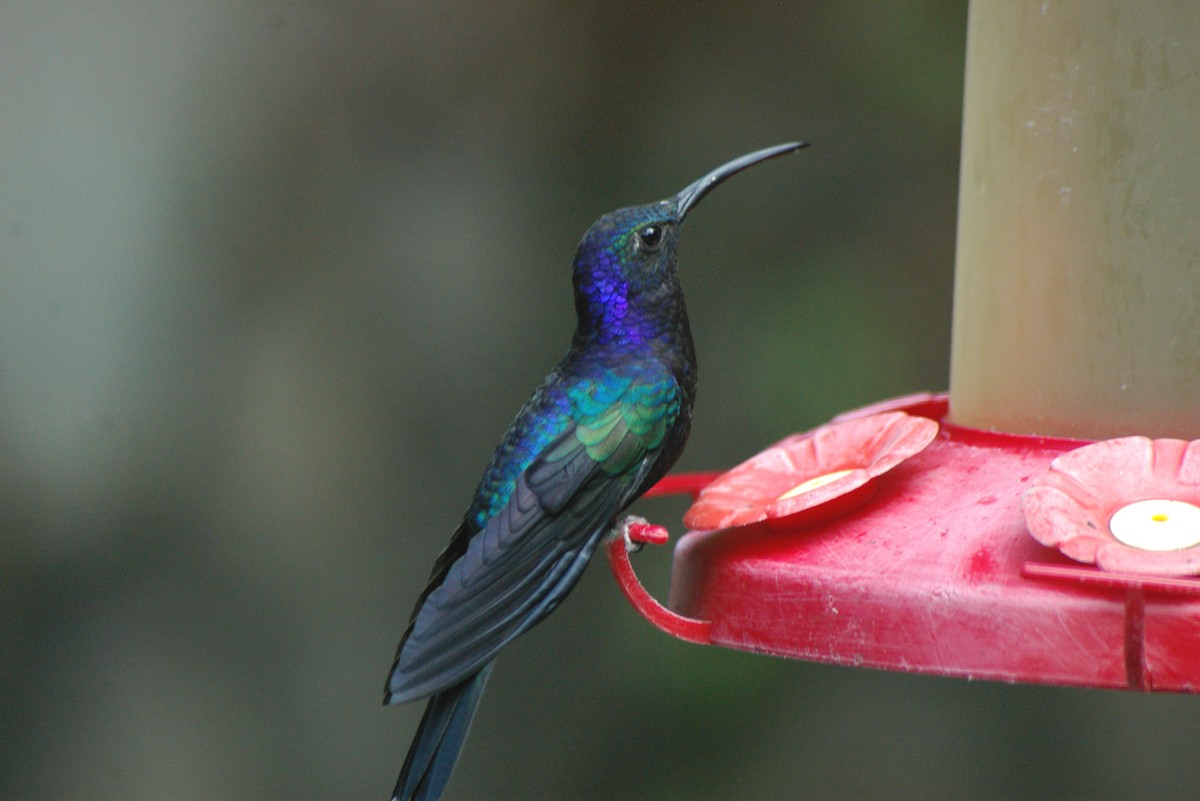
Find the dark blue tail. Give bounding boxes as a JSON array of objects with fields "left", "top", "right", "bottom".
[{"left": 392, "top": 665, "right": 493, "bottom": 801}]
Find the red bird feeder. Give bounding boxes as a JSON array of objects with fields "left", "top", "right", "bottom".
[{"left": 607, "top": 0, "right": 1200, "bottom": 693}]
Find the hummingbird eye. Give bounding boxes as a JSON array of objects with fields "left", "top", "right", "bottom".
[{"left": 636, "top": 225, "right": 664, "bottom": 251}]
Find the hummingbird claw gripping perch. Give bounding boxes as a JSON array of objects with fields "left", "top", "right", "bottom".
[{"left": 612, "top": 514, "right": 668, "bottom": 553}]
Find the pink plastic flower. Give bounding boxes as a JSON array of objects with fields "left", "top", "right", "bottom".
[
  {"left": 683, "top": 411, "right": 939, "bottom": 531},
  {"left": 1023, "top": 436, "right": 1200, "bottom": 575}
]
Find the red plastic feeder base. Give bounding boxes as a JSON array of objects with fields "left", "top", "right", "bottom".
[{"left": 616, "top": 394, "right": 1200, "bottom": 692}]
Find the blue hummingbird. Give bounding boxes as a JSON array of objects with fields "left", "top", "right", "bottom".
[{"left": 385, "top": 142, "right": 807, "bottom": 800}]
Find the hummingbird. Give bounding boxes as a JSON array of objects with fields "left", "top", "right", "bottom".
[{"left": 385, "top": 142, "right": 807, "bottom": 801}]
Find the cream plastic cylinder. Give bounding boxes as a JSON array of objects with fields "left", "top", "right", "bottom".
[{"left": 948, "top": 0, "right": 1200, "bottom": 439}]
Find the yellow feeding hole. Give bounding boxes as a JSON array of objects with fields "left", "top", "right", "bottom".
[
  {"left": 777, "top": 469, "right": 855, "bottom": 501},
  {"left": 1109, "top": 499, "right": 1200, "bottom": 551}
]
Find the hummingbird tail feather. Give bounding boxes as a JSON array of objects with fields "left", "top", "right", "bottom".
[{"left": 392, "top": 665, "right": 493, "bottom": 801}]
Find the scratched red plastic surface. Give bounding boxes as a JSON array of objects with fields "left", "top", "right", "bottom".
[{"left": 660, "top": 395, "right": 1200, "bottom": 692}]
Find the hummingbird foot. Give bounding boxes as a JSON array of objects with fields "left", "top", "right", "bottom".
[{"left": 611, "top": 515, "right": 670, "bottom": 554}]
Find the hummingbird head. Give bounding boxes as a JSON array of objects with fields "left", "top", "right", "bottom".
[
  {"left": 571, "top": 201, "right": 682, "bottom": 342},
  {"left": 571, "top": 142, "right": 808, "bottom": 347}
]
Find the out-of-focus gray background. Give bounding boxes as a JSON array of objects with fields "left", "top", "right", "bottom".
[{"left": 5, "top": 2, "right": 1200, "bottom": 800}]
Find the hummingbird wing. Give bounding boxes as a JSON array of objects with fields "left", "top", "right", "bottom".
[{"left": 385, "top": 373, "right": 681, "bottom": 704}]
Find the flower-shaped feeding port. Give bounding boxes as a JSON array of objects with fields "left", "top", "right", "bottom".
[
  {"left": 1023, "top": 436, "right": 1200, "bottom": 576},
  {"left": 683, "top": 411, "right": 940, "bottom": 531}
]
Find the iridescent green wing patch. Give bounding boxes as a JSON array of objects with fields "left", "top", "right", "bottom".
[{"left": 568, "top": 370, "right": 680, "bottom": 476}]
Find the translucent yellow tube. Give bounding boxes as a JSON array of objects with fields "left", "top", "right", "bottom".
[{"left": 949, "top": 0, "right": 1200, "bottom": 439}]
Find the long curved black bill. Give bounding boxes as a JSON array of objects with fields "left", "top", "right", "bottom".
[{"left": 675, "top": 141, "right": 808, "bottom": 221}]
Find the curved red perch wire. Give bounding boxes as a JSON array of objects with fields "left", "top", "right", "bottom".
[{"left": 605, "top": 489, "right": 716, "bottom": 644}]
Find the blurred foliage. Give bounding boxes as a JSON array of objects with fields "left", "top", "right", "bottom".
[{"left": 4, "top": 2, "right": 1199, "bottom": 800}]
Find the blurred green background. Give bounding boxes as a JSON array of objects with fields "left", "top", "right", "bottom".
[{"left": 4, "top": 2, "right": 1200, "bottom": 800}]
